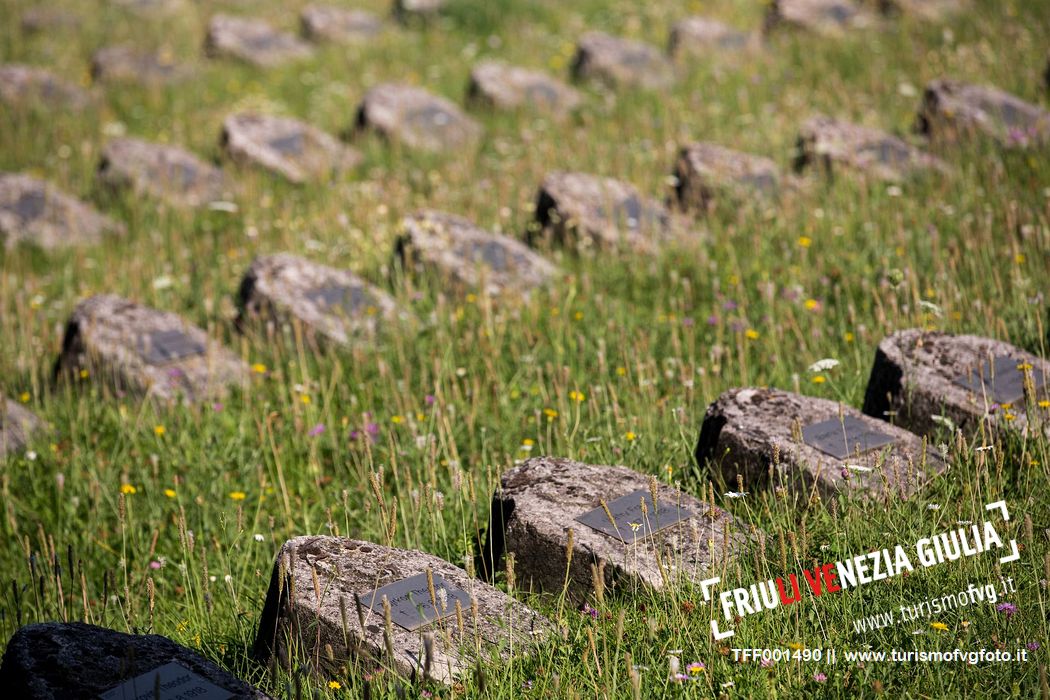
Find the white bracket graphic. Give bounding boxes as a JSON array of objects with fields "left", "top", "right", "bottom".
[
  {"left": 711, "top": 620, "right": 735, "bottom": 640},
  {"left": 701, "top": 577, "right": 736, "bottom": 639},
  {"left": 985, "top": 501, "right": 1019, "bottom": 565}
]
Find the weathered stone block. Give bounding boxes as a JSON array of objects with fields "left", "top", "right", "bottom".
[
  {"left": 238, "top": 253, "right": 397, "bottom": 345},
  {"left": 0, "top": 173, "right": 124, "bottom": 250},
  {"left": 571, "top": 31, "right": 675, "bottom": 90},
  {"left": 253, "top": 536, "right": 549, "bottom": 685},
  {"left": 98, "top": 138, "right": 228, "bottom": 208},
  {"left": 695, "top": 388, "right": 945, "bottom": 500},
  {"left": 862, "top": 329, "right": 1050, "bottom": 437},
  {"left": 468, "top": 61, "right": 582, "bottom": 115},
  {"left": 669, "top": 17, "right": 752, "bottom": 57},
  {"left": 0, "top": 622, "right": 270, "bottom": 699},
  {"left": 487, "top": 457, "right": 751, "bottom": 605},
  {"left": 300, "top": 4, "right": 383, "bottom": 43},
  {"left": 795, "top": 115, "right": 945, "bottom": 180},
  {"left": 674, "top": 142, "right": 781, "bottom": 212},
  {"left": 0, "top": 64, "right": 92, "bottom": 110},
  {"left": 355, "top": 83, "right": 482, "bottom": 152},
  {"left": 91, "top": 45, "right": 188, "bottom": 85},
  {"left": 532, "top": 171, "right": 673, "bottom": 252},
  {"left": 55, "top": 294, "right": 249, "bottom": 403},
  {"left": 222, "top": 112, "right": 361, "bottom": 183},
  {"left": 0, "top": 399, "right": 43, "bottom": 459},
  {"left": 917, "top": 79, "right": 1050, "bottom": 148},
  {"left": 205, "top": 14, "right": 314, "bottom": 67},
  {"left": 765, "top": 0, "right": 875, "bottom": 36},
  {"left": 397, "top": 210, "right": 558, "bottom": 296}
]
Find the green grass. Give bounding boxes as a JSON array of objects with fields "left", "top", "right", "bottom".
[{"left": 2, "top": 0, "right": 1049, "bottom": 696}]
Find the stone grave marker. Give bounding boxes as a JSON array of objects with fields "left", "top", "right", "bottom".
[
  {"left": 468, "top": 61, "right": 582, "bottom": 115},
  {"left": 222, "top": 113, "right": 361, "bottom": 183},
  {"left": 695, "top": 388, "right": 945, "bottom": 500},
  {"left": 394, "top": 0, "right": 445, "bottom": 20},
  {"left": 876, "top": 0, "right": 966, "bottom": 19},
  {"left": 21, "top": 7, "right": 80, "bottom": 34},
  {"left": 0, "top": 64, "right": 92, "bottom": 110},
  {"left": 397, "top": 210, "right": 558, "bottom": 296},
  {"left": 669, "top": 17, "right": 752, "bottom": 57},
  {"left": 0, "top": 173, "right": 125, "bottom": 250},
  {"left": 0, "top": 622, "right": 270, "bottom": 699},
  {"left": 862, "top": 329, "right": 1050, "bottom": 437},
  {"left": 253, "top": 536, "right": 550, "bottom": 685},
  {"left": 917, "top": 79, "right": 1050, "bottom": 149},
  {"left": 205, "top": 14, "right": 314, "bottom": 68},
  {"left": 532, "top": 171, "right": 673, "bottom": 252},
  {"left": 355, "top": 83, "right": 482, "bottom": 152},
  {"left": 571, "top": 31, "right": 675, "bottom": 89},
  {"left": 98, "top": 137, "right": 228, "bottom": 208},
  {"left": 795, "top": 115, "right": 945, "bottom": 180},
  {"left": 238, "top": 253, "right": 398, "bottom": 345},
  {"left": 112, "top": 0, "right": 184, "bottom": 14},
  {"left": 673, "top": 142, "right": 781, "bottom": 212},
  {"left": 300, "top": 4, "right": 383, "bottom": 43},
  {"left": 485, "top": 457, "right": 750, "bottom": 605},
  {"left": 0, "top": 398, "right": 43, "bottom": 459},
  {"left": 765, "top": 0, "right": 875, "bottom": 35},
  {"left": 55, "top": 294, "right": 249, "bottom": 403},
  {"left": 91, "top": 45, "right": 188, "bottom": 85}
]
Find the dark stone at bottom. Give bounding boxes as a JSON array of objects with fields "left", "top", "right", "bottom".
[{"left": 0, "top": 622, "right": 271, "bottom": 699}]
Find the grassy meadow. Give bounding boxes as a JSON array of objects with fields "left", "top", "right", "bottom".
[{"left": 1, "top": 0, "right": 1049, "bottom": 696}]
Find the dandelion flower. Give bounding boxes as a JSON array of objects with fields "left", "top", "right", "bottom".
[
  {"left": 19, "top": 392, "right": 30, "bottom": 403},
  {"left": 798, "top": 236, "right": 812, "bottom": 248},
  {"left": 625, "top": 431, "right": 636, "bottom": 441},
  {"left": 251, "top": 363, "right": 267, "bottom": 374},
  {"left": 569, "top": 390, "right": 585, "bottom": 402},
  {"left": 229, "top": 491, "right": 247, "bottom": 501},
  {"left": 745, "top": 329, "right": 760, "bottom": 340},
  {"left": 812, "top": 375, "right": 826, "bottom": 384},
  {"left": 328, "top": 680, "right": 341, "bottom": 690},
  {"left": 391, "top": 415, "right": 403, "bottom": 424},
  {"left": 120, "top": 484, "right": 137, "bottom": 495},
  {"left": 154, "top": 425, "right": 166, "bottom": 436},
  {"left": 930, "top": 622, "right": 948, "bottom": 631},
  {"left": 164, "top": 489, "right": 176, "bottom": 498}
]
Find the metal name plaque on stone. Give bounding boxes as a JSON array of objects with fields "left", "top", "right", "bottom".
[
  {"left": 954, "top": 355, "right": 1043, "bottom": 405},
  {"left": 99, "top": 661, "right": 232, "bottom": 700},
  {"left": 137, "top": 329, "right": 206, "bottom": 366},
  {"left": 803, "top": 415, "right": 896, "bottom": 460},
  {"left": 575, "top": 489, "right": 694, "bottom": 543},
  {"left": 357, "top": 572, "right": 473, "bottom": 632},
  {"left": 305, "top": 283, "right": 367, "bottom": 316}
]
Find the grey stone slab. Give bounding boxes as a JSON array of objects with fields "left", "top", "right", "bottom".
[
  {"left": 0, "top": 173, "right": 125, "bottom": 250},
  {"left": 99, "top": 137, "right": 228, "bottom": 208},
  {"left": 300, "top": 4, "right": 384, "bottom": 43},
  {"left": 876, "top": 0, "right": 967, "bottom": 19},
  {"left": 669, "top": 17, "right": 753, "bottom": 56},
  {"left": 394, "top": 0, "right": 445, "bottom": 19},
  {"left": 571, "top": 32, "right": 675, "bottom": 90},
  {"left": 238, "top": 253, "right": 397, "bottom": 345},
  {"left": 674, "top": 142, "right": 781, "bottom": 212},
  {"left": 0, "top": 64, "right": 92, "bottom": 110},
  {"left": 112, "top": 0, "right": 185, "bottom": 13},
  {"left": 695, "top": 388, "right": 945, "bottom": 500},
  {"left": 355, "top": 83, "right": 482, "bottom": 152},
  {"left": 917, "top": 79, "right": 1050, "bottom": 149},
  {"left": 397, "top": 210, "right": 558, "bottom": 296},
  {"left": 0, "top": 622, "right": 270, "bottom": 699},
  {"left": 222, "top": 112, "right": 361, "bottom": 183},
  {"left": 21, "top": 7, "right": 80, "bottom": 34},
  {"left": 468, "top": 61, "right": 582, "bottom": 115},
  {"left": 862, "top": 329, "right": 1050, "bottom": 437},
  {"left": 533, "top": 171, "right": 674, "bottom": 252},
  {"left": 205, "top": 14, "right": 314, "bottom": 68},
  {"left": 487, "top": 457, "right": 751, "bottom": 606},
  {"left": 795, "top": 115, "right": 946, "bottom": 181},
  {"left": 91, "top": 45, "right": 189, "bottom": 85},
  {"left": 253, "top": 536, "right": 550, "bottom": 685},
  {"left": 0, "top": 399, "right": 43, "bottom": 459},
  {"left": 55, "top": 294, "right": 249, "bottom": 404},
  {"left": 765, "top": 0, "right": 875, "bottom": 36}
]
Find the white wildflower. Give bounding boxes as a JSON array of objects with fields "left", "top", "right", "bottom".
[{"left": 807, "top": 358, "right": 840, "bottom": 373}]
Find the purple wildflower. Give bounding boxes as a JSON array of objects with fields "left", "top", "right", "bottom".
[
  {"left": 706, "top": 314, "right": 719, "bottom": 326},
  {"left": 1027, "top": 642, "right": 1040, "bottom": 651},
  {"left": 996, "top": 602, "right": 1018, "bottom": 618},
  {"left": 581, "top": 604, "right": 598, "bottom": 619},
  {"left": 212, "top": 402, "right": 223, "bottom": 412},
  {"left": 308, "top": 423, "right": 325, "bottom": 437},
  {"left": 813, "top": 672, "right": 827, "bottom": 682},
  {"left": 760, "top": 658, "right": 774, "bottom": 668},
  {"left": 425, "top": 394, "right": 436, "bottom": 405}
]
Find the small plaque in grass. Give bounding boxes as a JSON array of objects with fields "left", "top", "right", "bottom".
[
  {"left": 356, "top": 572, "right": 473, "bottom": 632},
  {"left": 138, "top": 329, "right": 206, "bottom": 366},
  {"left": 100, "top": 661, "right": 233, "bottom": 700},
  {"left": 304, "top": 283, "right": 367, "bottom": 315},
  {"left": 802, "top": 415, "right": 896, "bottom": 460},
  {"left": 954, "top": 355, "right": 1043, "bottom": 405},
  {"left": 575, "top": 489, "right": 695, "bottom": 543}
]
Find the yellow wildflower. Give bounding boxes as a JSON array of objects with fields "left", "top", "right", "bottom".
[
  {"left": 798, "top": 236, "right": 812, "bottom": 248},
  {"left": 120, "top": 484, "right": 137, "bottom": 495},
  {"left": 745, "top": 329, "right": 760, "bottom": 340},
  {"left": 154, "top": 425, "right": 166, "bottom": 436},
  {"left": 569, "top": 390, "right": 585, "bottom": 402},
  {"left": 229, "top": 491, "right": 246, "bottom": 501},
  {"left": 625, "top": 431, "right": 637, "bottom": 441},
  {"left": 251, "top": 363, "right": 267, "bottom": 374},
  {"left": 931, "top": 622, "right": 948, "bottom": 632},
  {"left": 164, "top": 489, "right": 176, "bottom": 499}
]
